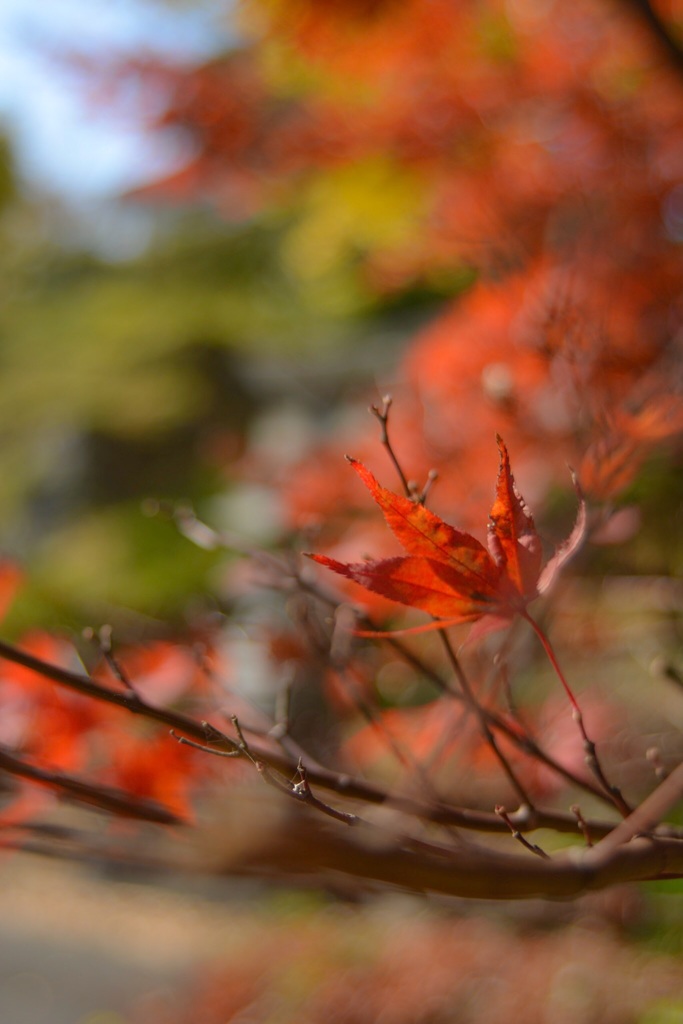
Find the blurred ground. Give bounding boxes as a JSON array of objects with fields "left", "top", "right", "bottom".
[
  {"left": 0, "top": 855, "right": 248, "bottom": 1024},
  {"left": 1, "top": 854, "right": 682, "bottom": 1024}
]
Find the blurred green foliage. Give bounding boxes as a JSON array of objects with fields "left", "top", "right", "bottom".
[
  {"left": 0, "top": 122, "right": 464, "bottom": 631},
  {"left": 638, "top": 1000, "right": 683, "bottom": 1024}
]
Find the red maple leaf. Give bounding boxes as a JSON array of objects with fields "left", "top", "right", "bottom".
[{"left": 307, "top": 436, "right": 585, "bottom": 635}]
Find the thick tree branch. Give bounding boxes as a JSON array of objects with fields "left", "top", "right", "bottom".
[
  {"left": 589, "top": 760, "right": 683, "bottom": 859},
  {"left": 212, "top": 807, "right": 683, "bottom": 900}
]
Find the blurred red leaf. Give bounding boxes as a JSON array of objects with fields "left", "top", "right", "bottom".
[{"left": 0, "top": 561, "right": 22, "bottom": 625}]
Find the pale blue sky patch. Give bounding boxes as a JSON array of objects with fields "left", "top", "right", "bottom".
[{"left": 0, "top": 0, "right": 232, "bottom": 200}]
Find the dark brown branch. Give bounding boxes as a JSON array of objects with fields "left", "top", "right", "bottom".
[
  {"left": 7, "top": 807, "right": 683, "bottom": 900},
  {"left": 216, "top": 811, "right": 683, "bottom": 900},
  {"left": 622, "top": 0, "right": 683, "bottom": 78},
  {"left": 0, "top": 746, "right": 183, "bottom": 826},
  {"left": 0, "top": 637, "right": 223, "bottom": 744}
]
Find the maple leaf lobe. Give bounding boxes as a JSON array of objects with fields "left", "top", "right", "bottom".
[{"left": 488, "top": 435, "right": 543, "bottom": 598}]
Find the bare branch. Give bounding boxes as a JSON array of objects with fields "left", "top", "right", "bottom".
[{"left": 0, "top": 746, "right": 183, "bottom": 826}]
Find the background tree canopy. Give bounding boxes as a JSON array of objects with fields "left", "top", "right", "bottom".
[
  {"left": 1, "top": 2, "right": 683, "bottom": 1019},
  {"left": 3, "top": 0, "right": 683, "bottom": 633}
]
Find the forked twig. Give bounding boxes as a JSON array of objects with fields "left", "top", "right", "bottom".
[
  {"left": 370, "top": 395, "right": 413, "bottom": 498},
  {"left": 495, "top": 805, "right": 550, "bottom": 860},
  {"left": 370, "top": 395, "right": 438, "bottom": 504}
]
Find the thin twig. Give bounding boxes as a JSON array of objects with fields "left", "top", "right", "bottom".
[
  {"left": 269, "top": 666, "right": 295, "bottom": 741},
  {"left": 291, "top": 759, "right": 358, "bottom": 825},
  {"left": 416, "top": 469, "right": 439, "bottom": 506},
  {"left": 369, "top": 395, "right": 413, "bottom": 498},
  {"left": 231, "top": 717, "right": 358, "bottom": 826},
  {"left": 369, "top": 394, "right": 439, "bottom": 505},
  {"left": 495, "top": 805, "right": 550, "bottom": 860},
  {"left": 522, "top": 612, "right": 631, "bottom": 816},
  {"left": 646, "top": 747, "right": 669, "bottom": 781},
  {"left": 571, "top": 804, "right": 594, "bottom": 847},
  {"left": 170, "top": 725, "right": 242, "bottom": 759},
  {"left": 84, "top": 625, "right": 138, "bottom": 695},
  {"left": 438, "top": 630, "right": 535, "bottom": 810}
]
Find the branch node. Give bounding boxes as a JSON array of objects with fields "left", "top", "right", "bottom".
[
  {"left": 496, "top": 805, "right": 550, "bottom": 860},
  {"left": 570, "top": 804, "right": 594, "bottom": 847},
  {"left": 646, "top": 747, "right": 670, "bottom": 781}
]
